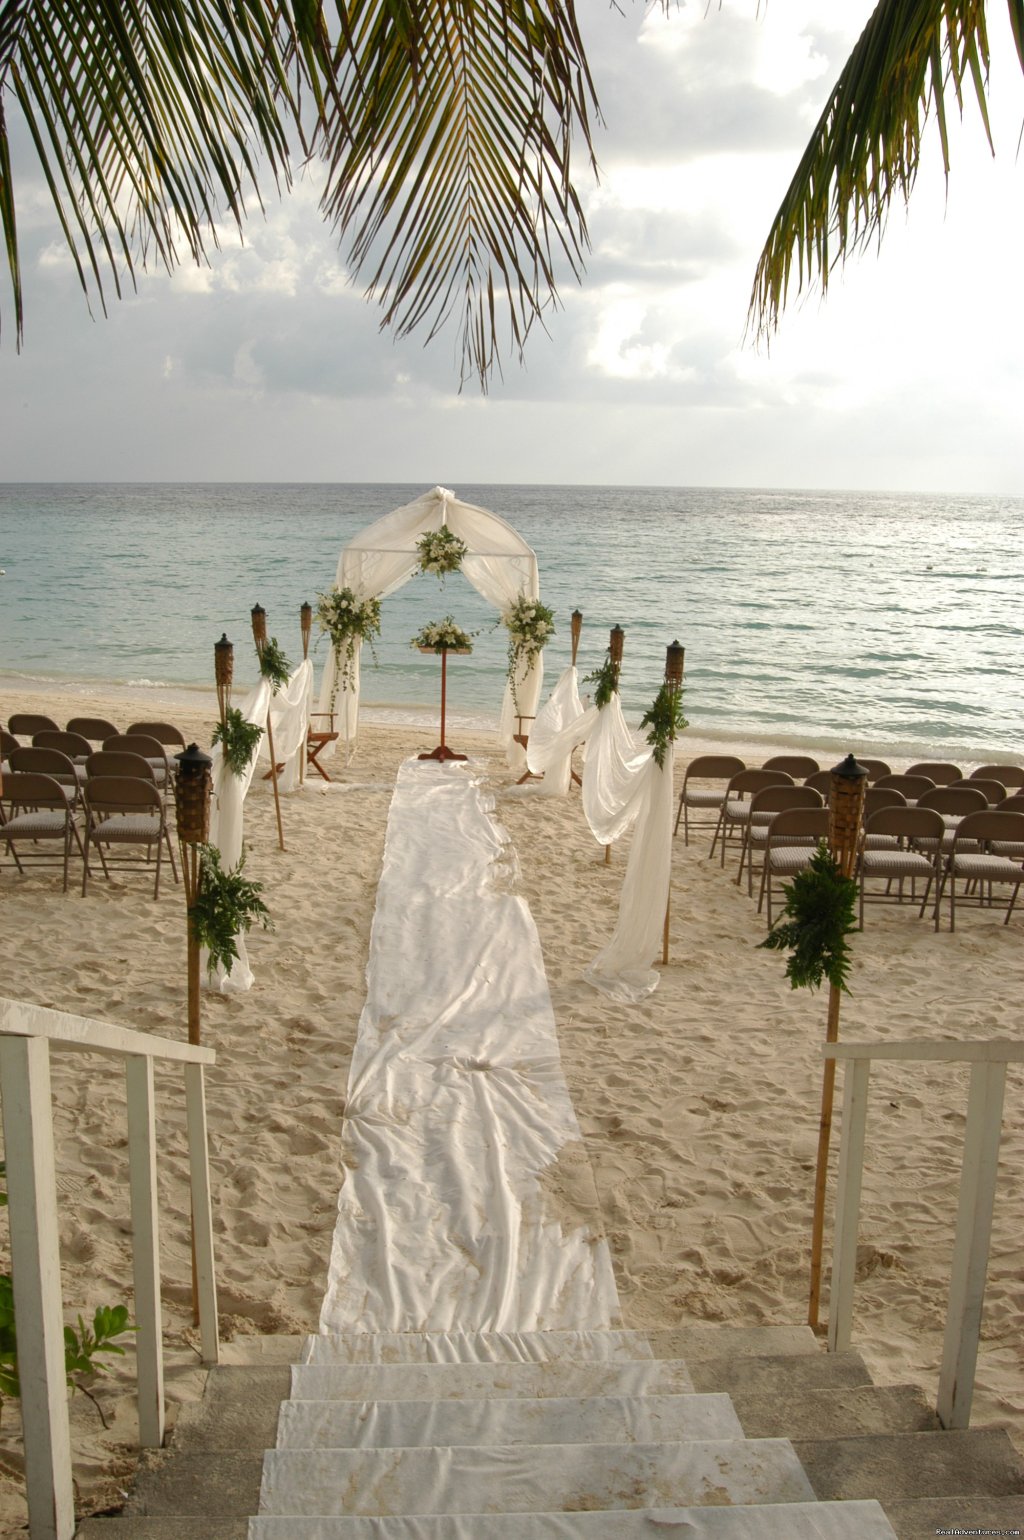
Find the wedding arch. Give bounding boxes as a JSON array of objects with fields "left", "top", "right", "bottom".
[{"left": 317, "top": 486, "right": 544, "bottom": 764}]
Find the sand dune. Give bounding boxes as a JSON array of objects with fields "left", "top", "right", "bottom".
[{"left": 0, "top": 681, "right": 1020, "bottom": 1529}]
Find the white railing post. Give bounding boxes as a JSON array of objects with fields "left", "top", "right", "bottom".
[
  {"left": 124, "top": 1054, "right": 165, "bottom": 1448},
  {"left": 827, "top": 1055, "right": 870, "bottom": 1354},
  {"left": 0, "top": 1034, "right": 76, "bottom": 1540},
  {"left": 185, "top": 1062, "right": 219, "bottom": 1365},
  {"left": 937, "top": 1058, "right": 1007, "bottom": 1429}
]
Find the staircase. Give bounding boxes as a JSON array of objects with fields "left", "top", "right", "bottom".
[{"left": 77, "top": 1324, "right": 1024, "bottom": 1539}]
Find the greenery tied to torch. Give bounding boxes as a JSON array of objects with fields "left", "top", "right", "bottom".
[
  {"left": 211, "top": 707, "right": 264, "bottom": 778},
  {"left": 640, "top": 683, "right": 688, "bottom": 768},
  {"left": 759, "top": 842, "right": 858, "bottom": 992},
  {"left": 188, "top": 844, "right": 273, "bottom": 976}
]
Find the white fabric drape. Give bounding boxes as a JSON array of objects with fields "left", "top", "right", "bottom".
[
  {"left": 523, "top": 666, "right": 588, "bottom": 796},
  {"left": 317, "top": 487, "right": 542, "bottom": 767},
  {"left": 204, "top": 660, "right": 313, "bottom": 993}
]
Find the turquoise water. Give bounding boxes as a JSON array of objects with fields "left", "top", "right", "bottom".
[{"left": 1, "top": 482, "right": 1021, "bottom": 758}]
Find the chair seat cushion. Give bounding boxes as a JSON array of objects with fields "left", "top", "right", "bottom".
[
  {"left": 861, "top": 851, "right": 935, "bottom": 878},
  {"left": 683, "top": 788, "right": 726, "bottom": 807},
  {"left": 767, "top": 846, "right": 817, "bottom": 873},
  {"left": 991, "top": 843, "right": 1024, "bottom": 860},
  {"left": 90, "top": 815, "right": 161, "bottom": 841},
  {"left": 2, "top": 812, "right": 69, "bottom": 837},
  {"left": 951, "top": 854, "right": 1024, "bottom": 882}
]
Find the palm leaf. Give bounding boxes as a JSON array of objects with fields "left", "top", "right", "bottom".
[{"left": 749, "top": 0, "right": 1024, "bottom": 338}]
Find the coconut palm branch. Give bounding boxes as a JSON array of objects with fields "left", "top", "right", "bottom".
[
  {"left": 0, "top": 0, "right": 597, "bottom": 384},
  {"left": 749, "top": 0, "right": 1024, "bottom": 338}
]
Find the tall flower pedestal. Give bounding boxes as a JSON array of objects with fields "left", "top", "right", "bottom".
[{"left": 418, "top": 647, "right": 469, "bottom": 762}]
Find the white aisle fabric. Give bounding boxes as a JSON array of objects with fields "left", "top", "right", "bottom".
[
  {"left": 319, "top": 758, "right": 621, "bottom": 1334},
  {"left": 204, "top": 660, "right": 313, "bottom": 994}
]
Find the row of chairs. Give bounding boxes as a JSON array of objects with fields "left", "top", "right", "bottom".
[
  {"left": 1, "top": 726, "right": 185, "bottom": 896},
  {"left": 4, "top": 712, "right": 187, "bottom": 749}
]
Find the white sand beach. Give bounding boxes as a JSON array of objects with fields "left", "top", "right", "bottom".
[{"left": 0, "top": 679, "right": 1021, "bottom": 1531}]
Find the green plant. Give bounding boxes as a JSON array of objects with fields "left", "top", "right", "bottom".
[
  {"left": 188, "top": 844, "right": 273, "bottom": 976},
  {"left": 211, "top": 708, "right": 264, "bottom": 777},
  {"left": 257, "top": 636, "right": 291, "bottom": 692},
  {"left": 759, "top": 842, "right": 859, "bottom": 992},
  {"left": 316, "top": 587, "right": 382, "bottom": 708},
  {"left": 583, "top": 655, "right": 620, "bottom": 710},
  {"left": 416, "top": 527, "right": 468, "bottom": 580},
  {"left": 639, "top": 683, "right": 688, "bottom": 769}
]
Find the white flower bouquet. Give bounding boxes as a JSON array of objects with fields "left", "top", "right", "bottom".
[
  {"left": 317, "top": 586, "right": 382, "bottom": 707},
  {"left": 416, "top": 526, "right": 468, "bottom": 580},
  {"left": 411, "top": 616, "right": 474, "bottom": 654},
  {"left": 501, "top": 594, "right": 555, "bottom": 706}
]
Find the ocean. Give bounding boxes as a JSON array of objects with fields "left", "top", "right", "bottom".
[{"left": 1, "top": 482, "right": 1021, "bottom": 760}]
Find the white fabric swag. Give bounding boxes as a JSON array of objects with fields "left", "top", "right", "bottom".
[
  {"left": 204, "top": 659, "right": 313, "bottom": 993},
  {"left": 318, "top": 486, "right": 543, "bottom": 768},
  {"left": 529, "top": 681, "right": 674, "bottom": 1004}
]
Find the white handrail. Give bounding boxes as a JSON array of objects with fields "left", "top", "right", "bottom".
[
  {"left": 0, "top": 996, "right": 219, "bottom": 1540},
  {"left": 824, "top": 1037, "right": 1022, "bottom": 1430}
]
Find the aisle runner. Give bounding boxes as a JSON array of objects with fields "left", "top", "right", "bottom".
[{"left": 319, "top": 758, "right": 620, "bottom": 1334}]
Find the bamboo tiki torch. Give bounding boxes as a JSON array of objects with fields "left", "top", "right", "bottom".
[
  {"left": 174, "top": 743, "right": 213, "bottom": 1326},
  {"left": 808, "top": 751, "right": 869, "bottom": 1331},
  {"left": 570, "top": 609, "right": 583, "bottom": 666},
  {"left": 662, "top": 640, "right": 686, "bottom": 964},
  {"left": 251, "top": 604, "right": 286, "bottom": 852},
  {"left": 604, "top": 626, "right": 626, "bottom": 863},
  {"left": 214, "top": 633, "right": 233, "bottom": 728},
  {"left": 299, "top": 603, "right": 313, "bottom": 785}
]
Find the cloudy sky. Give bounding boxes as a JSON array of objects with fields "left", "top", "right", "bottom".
[{"left": 1, "top": 1, "right": 1022, "bottom": 492}]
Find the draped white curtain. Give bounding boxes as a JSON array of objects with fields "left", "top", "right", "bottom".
[
  {"left": 317, "top": 486, "right": 542, "bottom": 767},
  {"left": 204, "top": 659, "right": 313, "bottom": 993},
  {"left": 523, "top": 666, "right": 589, "bottom": 796}
]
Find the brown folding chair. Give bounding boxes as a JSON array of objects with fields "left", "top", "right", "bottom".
[
  {"left": 873, "top": 773, "right": 935, "bottom": 805},
  {"left": 8, "top": 746, "right": 84, "bottom": 805},
  {"left": 857, "top": 759, "right": 892, "bottom": 783},
  {"left": 936, "top": 810, "right": 1024, "bottom": 930},
  {"left": 103, "top": 733, "right": 172, "bottom": 793},
  {"left": 905, "top": 761, "right": 963, "bottom": 785},
  {"left": 127, "top": 720, "right": 187, "bottom": 750},
  {"left": 81, "top": 776, "right": 176, "bottom": 898},
  {"left": 1, "top": 771, "right": 86, "bottom": 891},
  {"left": 674, "top": 755, "right": 745, "bottom": 843},
  {"left": 306, "top": 713, "right": 340, "bottom": 783},
  {"left": 970, "top": 764, "right": 1024, "bottom": 791},
  {"left": 33, "top": 729, "right": 93, "bottom": 764},
  {"left": 758, "top": 807, "right": 831, "bottom": 925},
  {"left": 710, "top": 768, "right": 793, "bottom": 865},
  {"left": 761, "top": 754, "right": 820, "bottom": 780},
  {"left": 737, "top": 785, "right": 823, "bottom": 894},
  {"left": 67, "top": 716, "right": 119, "bottom": 745},
  {"left": 858, "top": 806, "right": 945, "bottom": 929},
  {"left": 7, "top": 712, "right": 60, "bottom": 741}
]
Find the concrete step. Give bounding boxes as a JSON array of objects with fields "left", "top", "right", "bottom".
[
  {"left": 290, "top": 1357, "right": 696, "bottom": 1404},
  {"left": 274, "top": 1392, "right": 744, "bottom": 1449},
  {"left": 117, "top": 1450, "right": 266, "bottom": 1518},
  {"left": 794, "top": 1427, "right": 1024, "bottom": 1503},
  {"left": 688, "top": 1348, "right": 874, "bottom": 1398},
  {"left": 77, "top": 1521, "right": 248, "bottom": 1539},
  {"left": 257, "top": 1438, "right": 817, "bottom": 1516},
  {"left": 731, "top": 1382, "right": 940, "bottom": 1440},
  {"left": 174, "top": 1365, "right": 291, "bottom": 1452},
  {"left": 247, "top": 1501, "right": 900, "bottom": 1538},
  {"left": 883, "top": 1492, "right": 1024, "bottom": 1539}
]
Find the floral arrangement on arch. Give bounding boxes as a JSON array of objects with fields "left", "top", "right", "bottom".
[
  {"left": 416, "top": 526, "right": 468, "bottom": 581},
  {"left": 411, "top": 616, "right": 474, "bottom": 654},
  {"left": 501, "top": 594, "right": 555, "bottom": 707},
  {"left": 317, "top": 586, "right": 382, "bottom": 709}
]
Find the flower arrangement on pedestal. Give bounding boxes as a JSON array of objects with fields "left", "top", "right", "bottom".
[
  {"left": 501, "top": 594, "right": 555, "bottom": 707},
  {"left": 411, "top": 617, "right": 474, "bottom": 653},
  {"left": 416, "top": 527, "right": 468, "bottom": 581},
  {"left": 317, "top": 587, "right": 382, "bottom": 709}
]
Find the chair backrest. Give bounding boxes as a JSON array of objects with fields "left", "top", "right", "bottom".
[
  {"left": 863, "top": 785, "right": 907, "bottom": 817},
  {"left": 682, "top": 754, "right": 746, "bottom": 783},
  {"left": 916, "top": 785, "right": 987, "bottom": 816},
  {"left": 970, "top": 764, "right": 1024, "bottom": 789},
  {"left": 873, "top": 773, "right": 935, "bottom": 800},
  {"left": 802, "top": 770, "right": 834, "bottom": 799},
  {"left": 1, "top": 729, "right": 19, "bottom": 757},
  {"left": 2, "top": 771, "right": 70, "bottom": 810},
  {"left": 8, "top": 746, "right": 78, "bottom": 783},
  {"left": 952, "top": 809, "right": 1024, "bottom": 849},
  {"left": 725, "top": 768, "right": 794, "bottom": 799},
  {"left": 127, "top": 721, "right": 187, "bottom": 749},
  {"left": 966, "top": 779, "right": 1008, "bottom": 806},
  {"left": 856, "top": 759, "right": 892, "bottom": 783},
  {"left": 863, "top": 806, "right": 945, "bottom": 842},
  {"left": 66, "top": 716, "right": 119, "bottom": 743},
  {"left": 83, "top": 776, "right": 163, "bottom": 817},
  {"left": 7, "top": 712, "right": 60, "bottom": 740},
  {"left": 86, "top": 750, "right": 157, "bottom": 783},
  {"left": 998, "top": 794, "right": 1024, "bottom": 815},
  {"left": 748, "top": 786, "right": 823, "bottom": 817},
  {"left": 905, "top": 761, "right": 963, "bottom": 784},
  {"left": 33, "top": 730, "right": 93, "bottom": 759},
  {"left": 104, "top": 734, "right": 171, "bottom": 770},
  {"left": 765, "top": 807, "right": 830, "bottom": 844},
  {"left": 761, "top": 754, "right": 820, "bottom": 779}
]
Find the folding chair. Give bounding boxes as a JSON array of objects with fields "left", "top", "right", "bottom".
[
  {"left": 1, "top": 771, "right": 85, "bottom": 891},
  {"left": 82, "top": 776, "right": 176, "bottom": 899},
  {"left": 758, "top": 807, "right": 830, "bottom": 925},
  {"left": 937, "top": 810, "right": 1024, "bottom": 930},
  {"left": 673, "top": 755, "right": 745, "bottom": 843},
  {"left": 858, "top": 806, "right": 945, "bottom": 929}
]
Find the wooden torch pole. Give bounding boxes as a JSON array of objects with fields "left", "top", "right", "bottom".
[
  {"left": 251, "top": 604, "right": 286, "bottom": 852},
  {"left": 299, "top": 602, "right": 312, "bottom": 786},
  {"left": 808, "top": 752, "right": 868, "bottom": 1332},
  {"left": 604, "top": 625, "right": 625, "bottom": 864},
  {"left": 662, "top": 640, "right": 685, "bottom": 965}
]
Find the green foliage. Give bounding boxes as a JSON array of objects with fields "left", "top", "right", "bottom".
[
  {"left": 188, "top": 844, "right": 273, "bottom": 976},
  {"left": 316, "top": 587, "right": 382, "bottom": 708},
  {"left": 583, "top": 656, "right": 620, "bottom": 710},
  {"left": 640, "top": 684, "right": 688, "bottom": 769},
  {"left": 759, "top": 842, "right": 859, "bottom": 992},
  {"left": 211, "top": 708, "right": 264, "bottom": 777},
  {"left": 0, "top": 1270, "right": 134, "bottom": 1409},
  {"left": 257, "top": 636, "right": 291, "bottom": 691}
]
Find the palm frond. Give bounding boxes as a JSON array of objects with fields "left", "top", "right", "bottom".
[
  {"left": 749, "top": 0, "right": 1024, "bottom": 339},
  {"left": 317, "top": 0, "right": 598, "bottom": 385}
]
